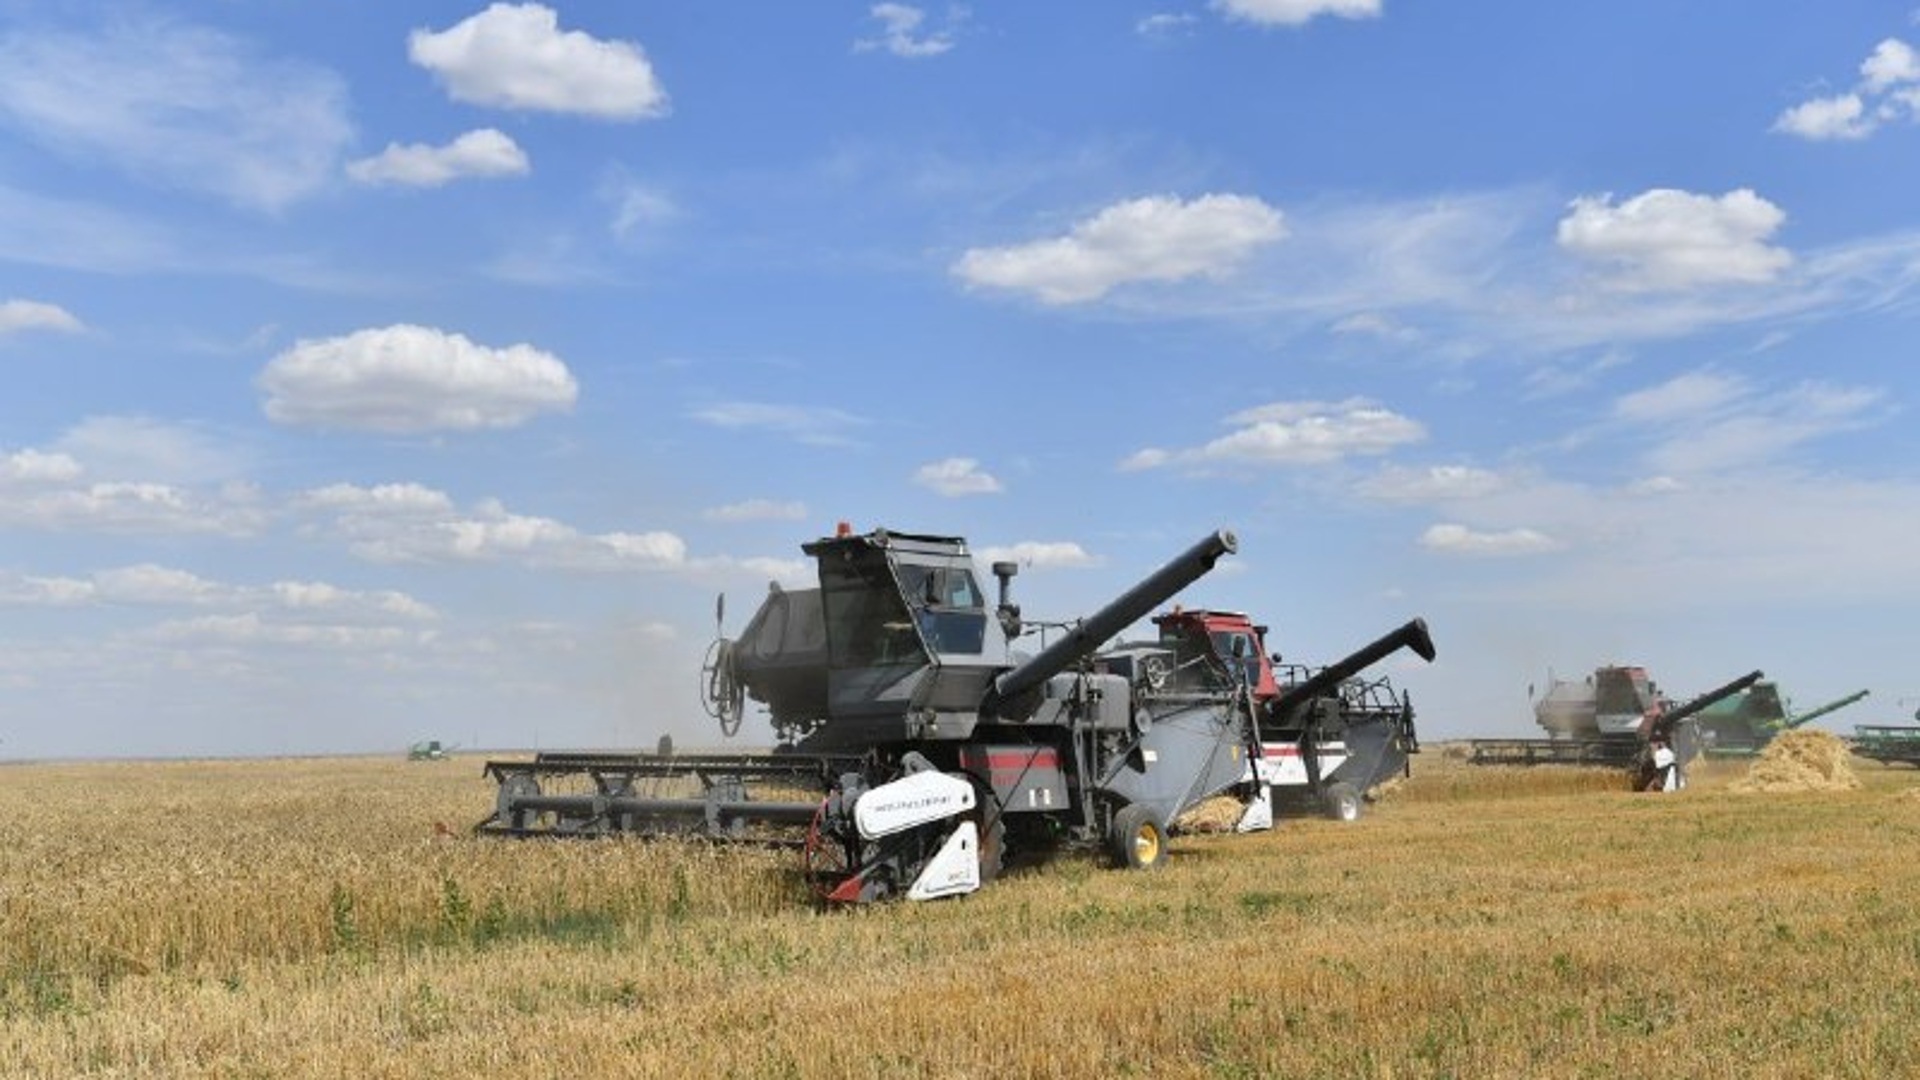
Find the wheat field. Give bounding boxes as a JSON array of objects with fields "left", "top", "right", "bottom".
[{"left": 4, "top": 747, "right": 1919, "bottom": 1078}]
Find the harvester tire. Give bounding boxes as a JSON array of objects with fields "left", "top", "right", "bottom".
[
  {"left": 1109, "top": 804, "right": 1168, "bottom": 871},
  {"left": 1321, "top": 782, "right": 1362, "bottom": 823}
]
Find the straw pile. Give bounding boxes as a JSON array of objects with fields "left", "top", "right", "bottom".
[
  {"left": 1728, "top": 729, "right": 1860, "bottom": 794},
  {"left": 1174, "top": 794, "right": 1250, "bottom": 833}
]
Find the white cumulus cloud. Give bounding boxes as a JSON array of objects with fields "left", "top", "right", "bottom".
[
  {"left": 1556, "top": 188, "right": 1791, "bottom": 291},
  {"left": 93, "top": 564, "right": 220, "bottom": 606},
  {"left": 1772, "top": 93, "right": 1872, "bottom": 140},
  {"left": 0, "top": 18, "right": 353, "bottom": 211},
  {"left": 0, "top": 573, "right": 94, "bottom": 606},
  {"left": 299, "top": 483, "right": 688, "bottom": 573},
  {"left": 0, "top": 298, "right": 81, "bottom": 336},
  {"left": 259, "top": 324, "right": 578, "bottom": 433},
  {"left": 913, "top": 457, "right": 1003, "bottom": 496},
  {"left": 1861, "top": 38, "right": 1920, "bottom": 92},
  {"left": 347, "top": 128, "right": 529, "bottom": 187},
  {"left": 297, "top": 481, "right": 457, "bottom": 516},
  {"left": 1, "top": 448, "right": 83, "bottom": 484},
  {"left": 7, "top": 563, "right": 444, "bottom": 633},
  {"left": 973, "top": 541, "right": 1099, "bottom": 570},
  {"left": 1125, "top": 398, "right": 1425, "bottom": 471},
  {"left": 1419, "top": 523, "right": 1558, "bottom": 556},
  {"left": 409, "top": 3, "right": 668, "bottom": 119},
  {"left": 9, "top": 484, "right": 257, "bottom": 534},
  {"left": 1212, "top": 0, "right": 1383, "bottom": 27},
  {"left": 953, "top": 193, "right": 1286, "bottom": 304},
  {"left": 1775, "top": 37, "right": 1920, "bottom": 141}
]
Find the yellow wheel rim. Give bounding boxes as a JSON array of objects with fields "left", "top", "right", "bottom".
[{"left": 1133, "top": 824, "right": 1160, "bottom": 865}]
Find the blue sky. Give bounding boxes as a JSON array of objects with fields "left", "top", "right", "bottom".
[{"left": 3, "top": 1, "right": 1919, "bottom": 759}]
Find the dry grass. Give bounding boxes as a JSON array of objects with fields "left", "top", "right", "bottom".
[{"left": 5, "top": 749, "right": 1920, "bottom": 1078}]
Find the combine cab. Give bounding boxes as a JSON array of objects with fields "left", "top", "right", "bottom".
[{"left": 478, "top": 525, "right": 1437, "bottom": 903}]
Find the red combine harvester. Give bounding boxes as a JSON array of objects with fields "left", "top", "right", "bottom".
[{"left": 1109, "top": 608, "right": 1432, "bottom": 829}]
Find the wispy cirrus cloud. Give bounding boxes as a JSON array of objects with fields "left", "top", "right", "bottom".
[
  {"left": 689, "top": 401, "right": 869, "bottom": 447},
  {"left": 1393, "top": 370, "right": 1900, "bottom": 603},
  {"left": 0, "top": 16, "right": 353, "bottom": 211},
  {"left": 1616, "top": 370, "right": 1887, "bottom": 477},
  {"left": 702, "top": 499, "right": 808, "bottom": 524}
]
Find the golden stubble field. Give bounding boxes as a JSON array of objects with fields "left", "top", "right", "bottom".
[{"left": 4, "top": 746, "right": 1919, "bottom": 1079}]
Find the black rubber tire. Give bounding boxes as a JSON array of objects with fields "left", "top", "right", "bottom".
[
  {"left": 1108, "top": 803, "right": 1168, "bottom": 870},
  {"left": 1322, "top": 781, "right": 1362, "bottom": 822}
]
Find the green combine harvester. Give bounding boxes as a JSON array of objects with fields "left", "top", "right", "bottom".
[
  {"left": 1695, "top": 684, "right": 1870, "bottom": 757},
  {"left": 1851, "top": 722, "right": 1920, "bottom": 766}
]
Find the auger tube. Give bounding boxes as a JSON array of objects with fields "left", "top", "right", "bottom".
[
  {"left": 1659, "top": 669, "right": 1765, "bottom": 729},
  {"left": 1271, "top": 617, "right": 1436, "bottom": 717},
  {"left": 1785, "top": 689, "right": 1870, "bottom": 729},
  {"left": 987, "top": 528, "right": 1237, "bottom": 714}
]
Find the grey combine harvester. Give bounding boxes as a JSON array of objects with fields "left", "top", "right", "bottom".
[
  {"left": 479, "top": 525, "right": 1435, "bottom": 903},
  {"left": 1467, "top": 668, "right": 1765, "bottom": 790}
]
